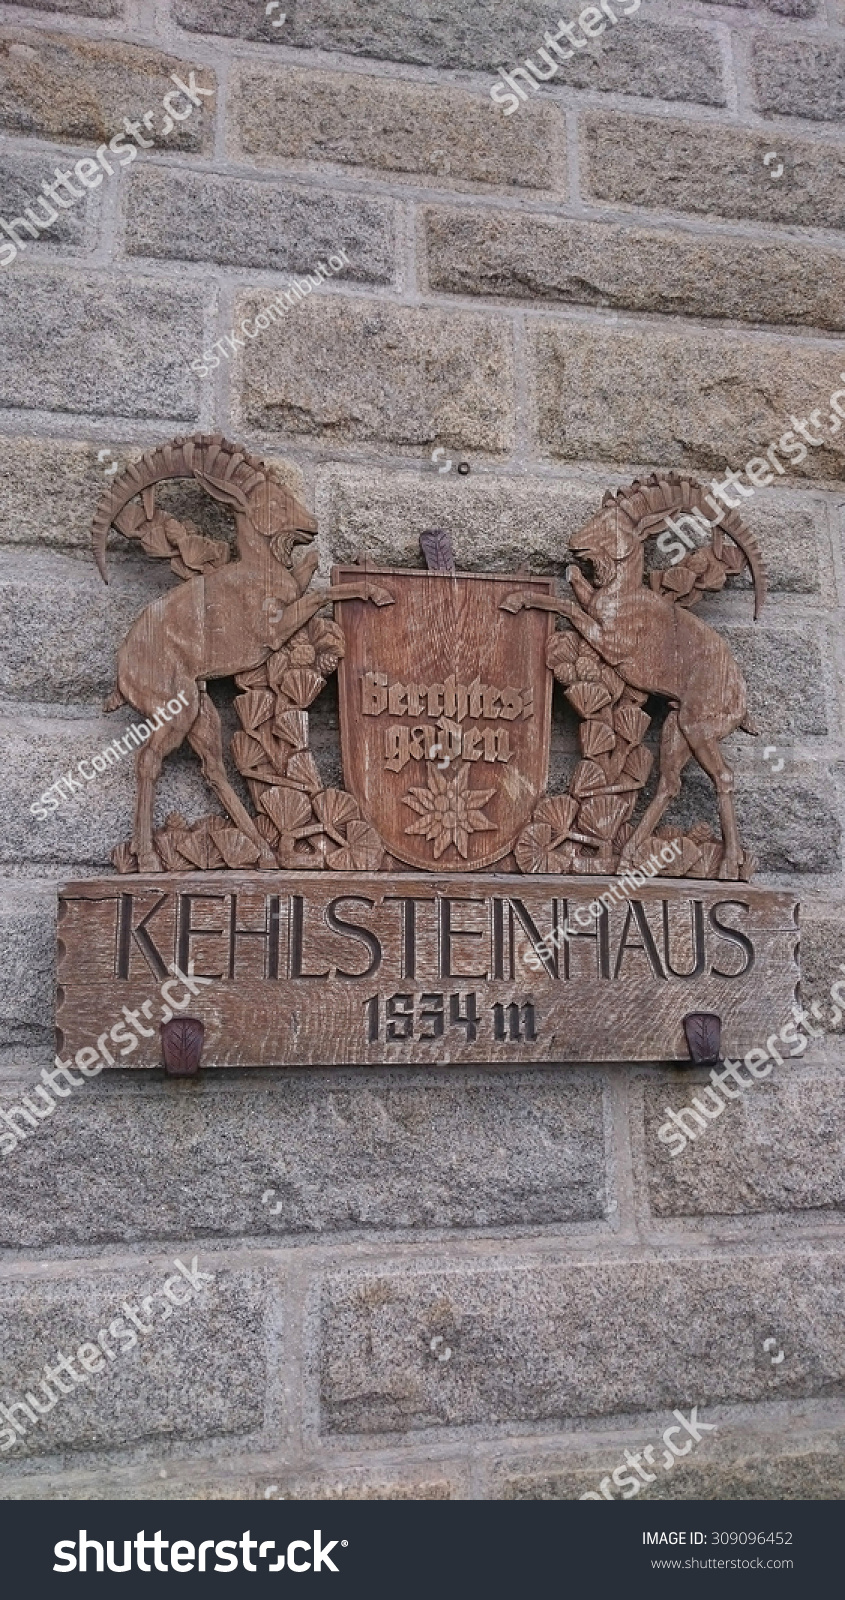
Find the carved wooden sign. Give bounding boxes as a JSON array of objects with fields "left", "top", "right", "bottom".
[
  {"left": 57, "top": 876, "right": 798, "bottom": 1067},
  {"left": 56, "top": 433, "right": 797, "bottom": 1069},
  {"left": 334, "top": 568, "right": 554, "bottom": 871}
]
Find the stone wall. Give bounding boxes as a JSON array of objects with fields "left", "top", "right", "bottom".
[{"left": 0, "top": 0, "right": 843, "bottom": 1500}]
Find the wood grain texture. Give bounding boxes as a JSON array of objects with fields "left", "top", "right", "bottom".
[
  {"left": 334, "top": 567, "right": 554, "bottom": 871},
  {"left": 90, "top": 437, "right": 770, "bottom": 885},
  {"left": 501, "top": 472, "right": 768, "bottom": 882},
  {"left": 91, "top": 431, "right": 393, "bottom": 875},
  {"left": 57, "top": 874, "right": 799, "bottom": 1069}
]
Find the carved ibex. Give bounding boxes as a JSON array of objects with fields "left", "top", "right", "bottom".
[
  {"left": 502, "top": 473, "right": 767, "bottom": 880},
  {"left": 93, "top": 432, "right": 392, "bottom": 872}
]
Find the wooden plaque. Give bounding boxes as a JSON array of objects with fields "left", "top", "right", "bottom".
[
  {"left": 84, "top": 438, "right": 773, "bottom": 887},
  {"left": 61, "top": 434, "right": 798, "bottom": 1073},
  {"left": 56, "top": 874, "right": 799, "bottom": 1068}
]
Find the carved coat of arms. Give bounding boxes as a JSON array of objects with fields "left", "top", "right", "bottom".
[
  {"left": 90, "top": 432, "right": 767, "bottom": 884},
  {"left": 54, "top": 431, "right": 797, "bottom": 1074},
  {"left": 334, "top": 566, "right": 554, "bottom": 871}
]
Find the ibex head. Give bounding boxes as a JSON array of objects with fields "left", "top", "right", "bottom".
[
  {"left": 568, "top": 499, "right": 640, "bottom": 587},
  {"left": 92, "top": 434, "right": 317, "bottom": 582},
  {"left": 201, "top": 471, "right": 318, "bottom": 568},
  {"left": 568, "top": 474, "right": 767, "bottom": 618}
]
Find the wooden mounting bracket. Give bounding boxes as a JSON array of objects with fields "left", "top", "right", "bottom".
[
  {"left": 161, "top": 1016, "right": 204, "bottom": 1077},
  {"left": 682, "top": 1011, "right": 722, "bottom": 1067}
]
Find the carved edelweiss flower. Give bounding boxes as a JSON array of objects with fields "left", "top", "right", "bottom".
[{"left": 402, "top": 764, "right": 496, "bottom": 859}]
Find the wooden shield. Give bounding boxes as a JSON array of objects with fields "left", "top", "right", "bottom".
[{"left": 334, "top": 567, "right": 554, "bottom": 871}]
